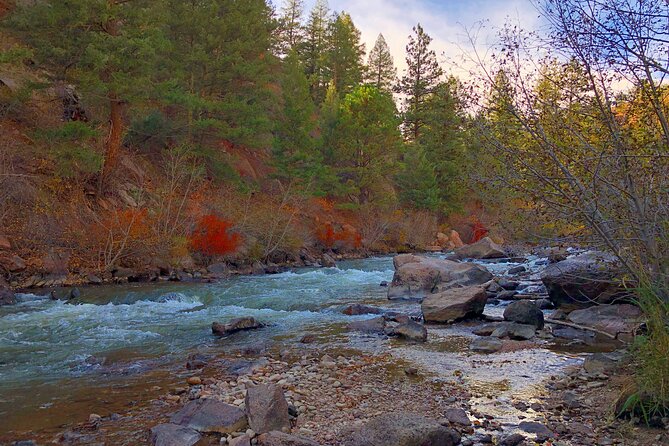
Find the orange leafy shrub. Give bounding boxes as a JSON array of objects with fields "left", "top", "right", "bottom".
[
  {"left": 316, "top": 222, "right": 362, "bottom": 249},
  {"left": 189, "top": 214, "right": 241, "bottom": 256},
  {"left": 470, "top": 218, "right": 489, "bottom": 243}
]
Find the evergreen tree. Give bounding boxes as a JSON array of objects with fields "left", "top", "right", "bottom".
[
  {"left": 324, "top": 12, "right": 366, "bottom": 97},
  {"left": 419, "top": 78, "right": 465, "bottom": 211},
  {"left": 161, "top": 0, "right": 277, "bottom": 150},
  {"left": 301, "top": 0, "right": 330, "bottom": 103},
  {"left": 7, "top": 0, "right": 164, "bottom": 183},
  {"left": 272, "top": 51, "right": 320, "bottom": 188},
  {"left": 328, "top": 85, "right": 401, "bottom": 205},
  {"left": 277, "top": 0, "right": 305, "bottom": 56},
  {"left": 396, "top": 24, "right": 443, "bottom": 141},
  {"left": 366, "top": 34, "right": 396, "bottom": 93},
  {"left": 396, "top": 145, "right": 441, "bottom": 211}
]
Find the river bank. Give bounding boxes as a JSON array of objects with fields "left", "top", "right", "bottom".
[{"left": 1, "top": 251, "right": 666, "bottom": 445}]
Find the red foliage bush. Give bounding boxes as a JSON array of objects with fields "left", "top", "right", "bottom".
[
  {"left": 316, "top": 222, "right": 362, "bottom": 249},
  {"left": 189, "top": 214, "right": 241, "bottom": 256},
  {"left": 470, "top": 219, "right": 489, "bottom": 243}
]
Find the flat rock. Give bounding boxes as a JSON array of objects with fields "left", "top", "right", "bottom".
[
  {"left": 229, "top": 435, "right": 251, "bottom": 446},
  {"left": 469, "top": 337, "right": 503, "bottom": 353},
  {"left": 519, "top": 421, "right": 554, "bottom": 440},
  {"left": 344, "top": 412, "right": 460, "bottom": 446},
  {"left": 492, "top": 322, "right": 536, "bottom": 340},
  {"left": 453, "top": 237, "right": 505, "bottom": 260},
  {"left": 257, "top": 431, "right": 321, "bottom": 446},
  {"left": 170, "top": 399, "right": 247, "bottom": 434},
  {"left": 212, "top": 317, "right": 264, "bottom": 336},
  {"left": 567, "top": 304, "right": 643, "bottom": 338},
  {"left": 472, "top": 323, "right": 498, "bottom": 336},
  {"left": 245, "top": 384, "right": 290, "bottom": 434},
  {"left": 150, "top": 423, "right": 201, "bottom": 446},
  {"left": 388, "top": 254, "right": 492, "bottom": 300},
  {"left": 583, "top": 351, "right": 625, "bottom": 374},
  {"left": 422, "top": 285, "right": 488, "bottom": 323},
  {"left": 348, "top": 316, "right": 386, "bottom": 334}
]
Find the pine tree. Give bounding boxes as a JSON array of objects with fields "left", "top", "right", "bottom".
[
  {"left": 420, "top": 78, "right": 465, "bottom": 212},
  {"left": 301, "top": 0, "right": 330, "bottom": 103},
  {"left": 8, "top": 0, "right": 164, "bottom": 184},
  {"left": 277, "top": 0, "right": 305, "bottom": 56},
  {"left": 272, "top": 51, "right": 321, "bottom": 188},
  {"left": 396, "top": 145, "right": 441, "bottom": 211},
  {"left": 396, "top": 24, "right": 443, "bottom": 141},
  {"left": 324, "top": 12, "right": 366, "bottom": 97},
  {"left": 366, "top": 34, "right": 396, "bottom": 93}
]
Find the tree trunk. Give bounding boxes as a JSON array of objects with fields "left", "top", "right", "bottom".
[{"left": 99, "top": 93, "right": 124, "bottom": 189}]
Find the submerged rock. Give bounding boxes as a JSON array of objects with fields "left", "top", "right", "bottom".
[
  {"left": 541, "top": 251, "right": 627, "bottom": 308},
  {"left": 245, "top": 383, "right": 290, "bottom": 434},
  {"left": 342, "top": 304, "right": 384, "bottom": 316},
  {"left": 150, "top": 423, "right": 201, "bottom": 446},
  {"left": 388, "top": 254, "right": 492, "bottom": 300},
  {"left": 257, "top": 431, "right": 321, "bottom": 446},
  {"left": 567, "top": 304, "right": 643, "bottom": 338},
  {"left": 453, "top": 237, "right": 505, "bottom": 260},
  {"left": 503, "top": 301, "right": 544, "bottom": 329},
  {"left": 212, "top": 317, "right": 264, "bottom": 336},
  {"left": 170, "top": 399, "right": 247, "bottom": 434},
  {"left": 344, "top": 412, "right": 460, "bottom": 446},
  {"left": 421, "top": 285, "right": 488, "bottom": 323}
]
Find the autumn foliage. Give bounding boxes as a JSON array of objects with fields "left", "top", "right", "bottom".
[
  {"left": 316, "top": 222, "right": 362, "bottom": 249},
  {"left": 189, "top": 214, "right": 241, "bottom": 256},
  {"left": 470, "top": 219, "right": 489, "bottom": 243}
]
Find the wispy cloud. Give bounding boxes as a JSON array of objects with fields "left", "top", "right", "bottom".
[{"left": 300, "top": 0, "right": 541, "bottom": 78}]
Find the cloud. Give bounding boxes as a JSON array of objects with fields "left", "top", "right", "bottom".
[{"left": 300, "top": 0, "right": 541, "bottom": 78}]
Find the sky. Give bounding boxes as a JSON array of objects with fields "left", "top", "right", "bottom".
[{"left": 298, "top": 0, "right": 542, "bottom": 77}]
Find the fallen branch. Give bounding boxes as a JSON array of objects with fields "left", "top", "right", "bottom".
[{"left": 545, "top": 318, "right": 618, "bottom": 340}]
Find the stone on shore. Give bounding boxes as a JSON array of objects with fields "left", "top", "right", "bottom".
[
  {"left": 344, "top": 412, "right": 460, "bottom": 446},
  {"left": 257, "top": 431, "right": 321, "bottom": 446},
  {"left": 421, "top": 285, "right": 488, "bottom": 323},
  {"left": 442, "top": 408, "right": 471, "bottom": 427},
  {"left": 388, "top": 254, "right": 492, "bottom": 300},
  {"left": 348, "top": 316, "right": 386, "bottom": 334},
  {"left": 0, "top": 284, "right": 16, "bottom": 306},
  {"left": 150, "top": 423, "right": 201, "bottom": 446},
  {"left": 245, "top": 383, "right": 290, "bottom": 434},
  {"left": 212, "top": 317, "right": 264, "bottom": 336},
  {"left": 541, "top": 251, "right": 626, "bottom": 308},
  {"left": 469, "top": 337, "right": 503, "bottom": 353},
  {"left": 503, "top": 301, "right": 544, "bottom": 329},
  {"left": 391, "top": 320, "right": 428, "bottom": 342},
  {"left": 491, "top": 322, "right": 536, "bottom": 340},
  {"left": 170, "top": 399, "right": 248, "bottom": 434},
  {"left": 453, "top": 237, "right": 505, "bottom": 260},
  {"left": 567, "top": 304, "right": 643, "bottom": 338}
]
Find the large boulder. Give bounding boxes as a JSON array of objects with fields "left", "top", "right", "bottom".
[
  {"left": 257, "top": 431, "right": 321, "bottom": 446},
  {"left": 567, "top": 304, "right": 643, "bottom": 338},
  {"left": 453, "top": 237, "right": 505, "bottom": 260},
  {"left": 0, "top": 254, "right": 26, "bottom": 273},
  {"left": 170, "top": 399, "right": 248, "bottom": 434},
  {"left": 388, "top": 254, "right": 492, "bottom": 300},
  {"left": 212, "top": 317, "right": 264, "bottom": 336},
  {"left": 421, "top": 285, "right": 488, "bottom": 323},
  {"left": 503, "top": 301, "right": 544, "bottom": 329},
  {"left": 541, "top": 252, "right": 627, "bottom": 308},
  {"left": 245, "top": 384, "right": 290, "bottom": 434},
  {"left": 150, "top": 423, "right": 201, "bottom": 446},
  {"left": 344, "top": 412, "right": 460, "bottom": 446}
]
